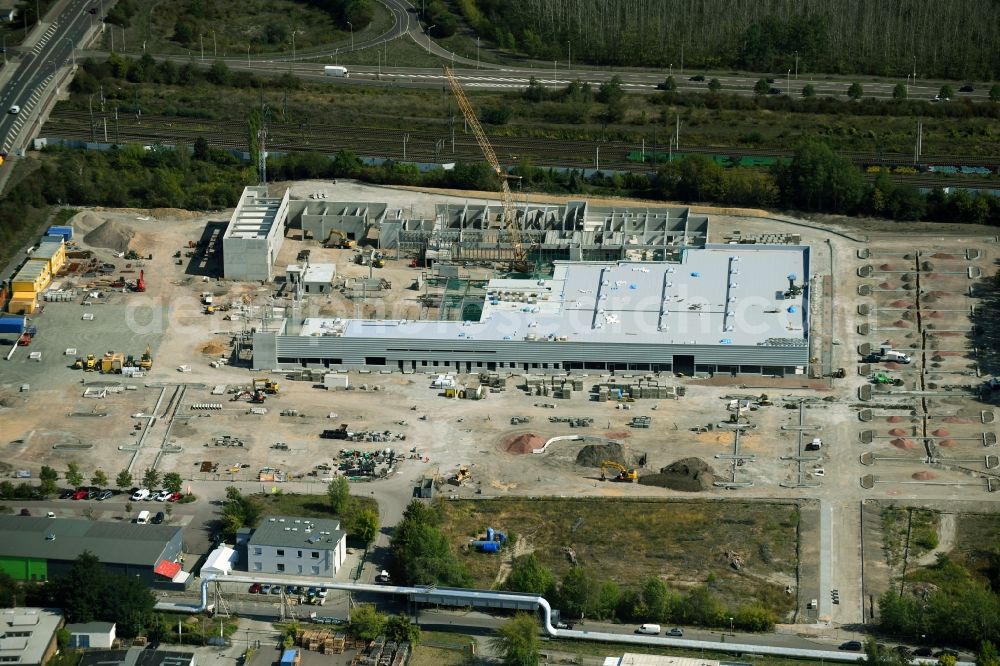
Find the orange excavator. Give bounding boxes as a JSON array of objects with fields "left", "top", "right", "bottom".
[{"left": 134, "top": 270, "right": 146, "bottom": 293}]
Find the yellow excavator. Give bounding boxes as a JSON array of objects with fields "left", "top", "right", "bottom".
[
  {"left": 600, "top": 460, "right": 638, "bottom": 482},
  {"left": 324, "top": 229, "right": 355, "bottom": 249},
  {"left": 139, "top": 345, "right": 153, "bottom": 370},
  {"left": 253, "top": 378, "right": 279, "bottom": 394}
]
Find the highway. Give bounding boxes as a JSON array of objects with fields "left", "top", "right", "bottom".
[{"left": 0, "top": 0, "right": 96, "bottom": 155}]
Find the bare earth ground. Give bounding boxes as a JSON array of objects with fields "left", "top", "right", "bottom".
[{"left": 1, "top": 180, "right": 999, "bottom": 637}]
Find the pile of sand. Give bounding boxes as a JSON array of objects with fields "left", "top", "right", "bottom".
[
  {"left": 503, "top": 433, "right": 546, "bottom": 455},
  {"left": 83, "top": 219, "right": 134, "bottom": 252},
  {"left": 893, "top": 320, "right": 910, "bottom": 328},
  {"left": 889, "top": 300, "right": 910, "bottom": 307},
  {"left": 604, "top": 431, "right": 630, "bottom": 440},
  {"left": 892, "top": 438, "right": 917, "bottom": 450},
  {"left": 638, "top": 458, "right": 716, "bottom": 492},
  {"left": 932, "top": 252, "right": 955, "bottom": 259},
  {"left": 889, "top": 428, "right": 909, "bottom": 436},
  {"left": 912, "top": 471, "right": 938, "bottom": 480},
  {"left": 887, "top": 416, "right": 904, "bottom": 423},
  {"left": 576, "top": 441, "right": 643, "bottom": 467},
  {"left": 938, "top": 439, "right": 957, "bottom": 448},
  {"left": 72, "top": 211, "right": 104, "bottom": 234},
  {"left": 197, "top": 340, "right": 228, "bottom": 355},
  {"left": 943, "top": 416, "right": 970, "bottom": 424},
  {"left": 928, "top": 311, "right": 943, "bottom": 319},
  {"left": 932, "top": 428, "right": 949, "bottom": 437},
  {"left": 879, "top": 264, "right": 894, "bottom": 271},
  {"left": 879, "top": 282, "right": 894, "bottom": 289}
]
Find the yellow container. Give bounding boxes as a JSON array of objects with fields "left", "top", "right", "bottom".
[
  {"left": 10, "top": 262, "right": 50, "bottom": 294},
  {"left": 7, "top": 292, "right": 37, "bottom": 315},
  {"left": 29, "top": 240, "right": 67, "bottom": 274}
]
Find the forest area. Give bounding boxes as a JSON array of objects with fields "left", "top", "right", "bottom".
[{"left": 458, "top": 0, "right": 1000, "bottom": 80}]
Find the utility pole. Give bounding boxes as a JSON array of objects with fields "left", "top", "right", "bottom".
[
  {"left": 247, "top": 45, "right": 251, "bottom": 69},
  {"left": 212, "top": 29, "right": 216, "bottom": 58},
  {"left": 477, "top": 36, "right": 480, "bottom": 69},
  {"left": 200, "top": 33, "right": 203, "bottom": 61},
  {"left": 403, "top": 133, "right": 409, "bottom": 160},
  {"left": 595, "top": 145, "right": 599, "bottom": 171},
  {"left": 794, "top": 51, "right": 799, "bottom": 79},
  {"left": 567, "top": 41, "right": 571, "bottom": 70},
  {"left": 675, "top": 115, "right": 680, "bottom": 151},
  {"left": 348, "top": 22, "right": 353, "bottom": 50}
]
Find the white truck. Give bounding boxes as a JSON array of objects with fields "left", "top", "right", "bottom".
[
  {"left": 324, "top": 65, "right": 349, "bottom": 78},
  {"left": 869, "top": 345, "right": 911, "bottom": 364}
]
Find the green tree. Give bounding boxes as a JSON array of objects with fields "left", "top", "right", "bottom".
[
  {"left": 65, "top": 462, "right": 84, "bottom": 488},
  {"left": 389, "top": 501, "right": 470, "bottom": 587},
  {"left": 385, "top": 614, "right": 420, "bottom": 644},
  {"left": 978, "top": 641, "right": 1000, "bottom": 666},
  {"left": 351, "top": 508, "right": 380, "bottom": 545},
  {"left": 0, "top": 570, "right": 22, "bottom": 607},
  {"left": 753, "top": 78, "right": 770, "bottom": 95},
  {"left": 678, "top": 586, "right": 726, "bottom": 626},
  {"left": 707, "top": 78, "right": 721, "bottom": 93},
  {"left": 661, "top": 76, "right": 677, "bottom": 92},
  {"left": 938, "top": 84, "right": 954, "bottom": 100},
  {"left": 939, "top": 656, "right": 958, "bottom": 666},
  {"left": 349, "top": 604, "right": 387, "bottom": 640},
  {"left": 220, "top": 487, "right": 262, "bottom": 539},
  {"left": 115, "top": 469, "right": 133, "bottom": 491},
  {"left": 640, "top": 577, "right": 672, "bottom": 621},
  {"left": 91, "top": 469, "right": 108, "bottom": 488},
  {"left": 861, "top": 637, "right": 897, "bottom": 665},
  {"left": 327, "top": 476, "right": 352, "bottom": 515},
  {"left": 193, "top": 137, "right": 210, "bottom": 161},
  {"left": 490, "top": 613, "right": 539, "bottom": 666},
  {"left": 597, "top": 75, "right": 624, "bottom": 104},
  {"left": 801, "top": 83, "right": 816, "bottom": 97},
  {"left": 523, "top": 76, "right": 548, "bottom": 102},
  {"left": 892, "top": 83, "right": 908, "bottom": 99},
  {"left": 777, "top": 139, "right": 864, "bottom": 212},
  {"left": 39, "top": 466, "right": 58, "bottom": 497},
  {"left": 506, "top": 554, "right": 554, "bottom": 595},
  {"left": 558, "top": 567, "right": 600, "bottom": 618},
  {"left": 735, "top": 604, "right": 777, "bottom": 632},
  {"left": 207, "top": 60, "right": 231, "bottom": 86},
  {"left": 847, "top": 82, "right": 864, "bottom": 100},
  {"left": 990, "top": 84, "right": 1000, "bottom": 102},
  {"left": 142, "top": 468, "right": 160, "bottom": 489},
  {"left": 162, "top": 473, "right": 183, "bottom": 494}
]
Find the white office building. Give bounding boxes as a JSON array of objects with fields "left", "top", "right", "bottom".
[{"left": 247, "top": 516, "right": 346, "bottom": 578}]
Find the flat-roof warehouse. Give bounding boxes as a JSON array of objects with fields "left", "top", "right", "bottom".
[{"left": 254, "top": 244, "right": 810, "bottom": 376}]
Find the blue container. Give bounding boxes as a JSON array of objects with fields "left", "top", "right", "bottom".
[
  {"left": 479, "top": 542, "right": 500, "bottom": 553},
  {"left": 0, "top": 316, "right": 26, "bottom": 334},
  {"left": 280, "top": 649, "right": 298, "bottom": 666},
  {"left": 486, "top": 527, "right": 494, "bottom": 541},
  {"left": 495, "top": 532, "right": 507, "bottom": 542},
  {"left": 47, "top": 225, "right": 73, "bottom": 241}
]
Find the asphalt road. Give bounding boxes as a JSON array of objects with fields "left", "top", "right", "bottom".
[{"left": 0, "top": 0, "right": 95, "bottom": 154}]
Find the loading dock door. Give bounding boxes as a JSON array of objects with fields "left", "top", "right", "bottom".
[{"left": 672, "top": 354, "right": 695, "bottom": 376}]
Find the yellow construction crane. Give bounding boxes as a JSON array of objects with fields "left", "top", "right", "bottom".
[{"left": 443, "top": 66, "right": 530, "bottom": 272}]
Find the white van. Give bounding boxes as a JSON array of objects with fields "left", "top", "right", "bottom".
[
  {"left": 136, "top": 510, "right": 150, "bottom": 524},
  {"left": 635, "top": 624, "right": 661, "bottom": 635}
]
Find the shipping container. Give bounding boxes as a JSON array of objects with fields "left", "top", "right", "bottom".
[
  {"left": 47, "top": 225, "right": 74, "bottom": 241},
  {"left": 0, "top": 316, "right": 26, "bottom": 334}
]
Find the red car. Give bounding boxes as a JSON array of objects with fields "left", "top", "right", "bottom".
[
  {"left": 248, "top": 583, "right": 261, "bottom": 594},
  {"left": 167, "top": 492, "right": 182, "bottom": 502},
  {"left": 72, "top": 489, "right": 89, "bottom": 500}
]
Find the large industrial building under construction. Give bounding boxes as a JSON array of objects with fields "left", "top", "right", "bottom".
[{"left": 253, "top": 245, "right": 810, "bottom": 377}]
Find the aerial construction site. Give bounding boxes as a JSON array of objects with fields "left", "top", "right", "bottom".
[{"left": 1, "top": 62, "right": 998, "bottom": 665}]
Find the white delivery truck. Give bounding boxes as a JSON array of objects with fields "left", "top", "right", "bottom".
[
  {"left": 324, "top": 66, "right": 349, "bottom": 78},
  {"left": 635, "top": 624, "right": 661, "bottom": 635}
]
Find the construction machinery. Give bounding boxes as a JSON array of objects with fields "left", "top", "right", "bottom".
[
  {"left": 324, "top": 229, "right": 355, "bottom": 249},
  {"left": 253, "top": 378, "right": 279, "bottom": 394},
  {"left": 139, "top": 345, "right": 153, "bottom": 370},
  {"left": 448, "top": 466, "right": 471, "bottom": 485},
  {"left": 134, "top": 270, "right": 146, "bottom": 293},
  {"left": 355, "top": 250, "right": 385, "bottom": 268},
  {"left": 100, "top": 351, "right": 125, "bottom": 374},
  {"left": 232, "top": 389, "right": 266, "bottom": 403},
  {"left": 600, "top": 460, "right": 638, "bottom": 482},
  {"left": 444, "top": 66, "right": 531, "bottom": 273},
  {"left": 205, "top": 304, "right": 215, "bottom": 315},
  {"left": 872, "top": 372, "right": 903, "bottom": 386},
  {"left": 84, "top": 354, "right": 97, "bottom": 371}
]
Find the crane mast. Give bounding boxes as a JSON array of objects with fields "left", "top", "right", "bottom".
[{"left": 443, "top": 66, "right": 529, "bottom": 270}]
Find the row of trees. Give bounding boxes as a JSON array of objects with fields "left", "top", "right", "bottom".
[
  {"left": 458, "top": 0, "right": 1000, "bottom": 79},
  {"left": 504, "top": 553, "right": 776, "bottom": 631},
  {"left": 0, "top": 465, "right": 184, "bottom": 500},
  {"left": 389, "top": 501, "right": 471, "bottom": 587}
]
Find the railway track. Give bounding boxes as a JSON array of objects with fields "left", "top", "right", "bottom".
[{"left": 42, "top": 109, "right": 1000, "bottom": 185}]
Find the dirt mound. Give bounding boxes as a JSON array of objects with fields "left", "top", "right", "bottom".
[
  {"left": 886, "top": 416, "right": 904, "bottom": 423},
  {"left": 72, "top": 211, "right": 105, "bottom": 234},
  {"left": 932, "top": 252, "right": 955, "bottom": 259},
  {"left": 889, "top": 299, "right": 910, "bottom": 307},
  {"left": 879, "top": 264, "right": 894, "bottom": 271},
  {"left": 503, "top": 433, "right": 547, "bottom": 455},
  {"left": 885, "top": 362, "right": 901, "bottom": 370},
  {"left": 879, "top": 281, "right": 894, "bottom": 289},
  {"left": 604, "top": 431, "right": 630, "bottom": 440},
  {"left": 938, "top": 439, "right": 957, "bottom": 448},
  {"left": 83, "top": 219, "right": 134, "bottom": 252},
  {"left": 638, "top": 457, "right": 716, "bottom": 492},
  {"left": 893, "top": 320, "right": 910, "bottom": 328},
  {"left": 576, "top": 441, "right": 642, "bottom": 467},
  {"left": 888, "top": 428, "right": 909, "bottom": 436},
  {"left": 197, "top": 340, "right": 228, "bottom": 355},
  {"left": 932, "top": 428, "right": 949, "bottom": 437},
  {"left": 912, "top": 471, "right": 938, "bottom": 480},
  {"left": 942, "top": 416, "right": 970, "bottom": 424},
  {"left": 892, "top": 438, "right": 917, "bottom": 450},
  {"left": 928, "top": 311, "right": 944, "bottom": 319}
]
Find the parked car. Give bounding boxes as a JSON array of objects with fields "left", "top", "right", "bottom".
[
  {"left": 151, "top": 511, "right": 165, "bottom": 524},
  {"left": 19, "top": 508, "right": 30, "bottom": 516},
  {"left": 154, "top": 490, "right": 173, "bottom": 502},
  {"left": 131, "top": 488, "right": 150, "bottom": 501},
  {"left": 167, "top": 492, "right": 182, "bottom": 502},
  {"left": 839, "top": 641, "right": 863, "bottom": 651},
  {"left": 913, "top": 647, "right": 933, "bottom": 657},
  {"left": 59, "top": 489, "right": 74, "bottom": 499},
  {"left": 73, "top": 489, "right": 89, "bottom": 500},
  {"left": 248, "top": 583, "right": 261, "bottom": 594},
  {"left": 316, "top": 588, "right": 328, "bottom": 598},
  {"left": 666, "top": 627, "right": 684, "bottom": 637},
  {"left": 98, "top": 489, "right": 114, "bottom": 501},
  {"left": 270, "top": 586, "right": 281, "bottom": 595},
  {"left": 307, "top": 587, "right": 318, "bottom": 597},
  {"left": 688, "top": 74, "right": 705, "bottom": 81},
  {"left": 259, "top": 584, "right": 271, "bottom": 595},
  {"left": 8, "top": 105, "right": 20, "bottom": 115}
]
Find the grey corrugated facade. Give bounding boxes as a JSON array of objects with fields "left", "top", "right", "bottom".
[{"left": 254, "top": 334, "right": 808, "bottom": 375}]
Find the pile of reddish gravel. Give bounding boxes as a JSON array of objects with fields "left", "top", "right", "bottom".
[
  {"left": 885, "top": 362, "right": 902, "bottom": 370},
  {"left": 912, "top": 471, "right": 938, "bottom": 480},
  {"left": 502, "top": 433, "right": 547, "bottom": 454},
  {"left": 938, "top": 439, "right": 958, "bottom": 448},
  {"left": 890, "top": 299, "right": 910, "bottom": 307},
  {"left": 932, "top": 252, "right": 955, "bottom": 259},
  {"left": 892, "top": 438, "right": 917, "bottom": 450},
  {"left": 943, "top": 416, "right": 970, "bottom": 424},
  {"left": 880, "top": 264, "right": 894, "bottom": 271},
  {"left": 887, "top": 416, "right": 904, "bottom": 423},
  {"left": 928, "top": 311, "right": 944, "bottom": 319},
  {"left": 936, "top": 331, "right": 960, "bottom": 337},
  {"left": 932, "top": 428, "right": 950, "bottom": 437},
  {"left": 880, "top": 282, "right": 895, "bottom": 289},
  {"left": 889, "top": 428, "right": 909, "bottom": 436},
  {"left": 893, "top": 320, "right": 910, "bottom": 328}
]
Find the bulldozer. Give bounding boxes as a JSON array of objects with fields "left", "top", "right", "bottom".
[
  {"left": 253, "top": 378, "right": 279, "bottom": 394},
  {"left": 139, "top": 345, "right": 153, "bottom": 371},
  {"left": 324, "top": 229, "right": 356, "bottom": 249},
  {"left": 600, "top": 460, "right": 638, "bottom": 482},
  {"left": 448, "top": 466, "right": 471, "bottom": 485},
  {"left": 83, "top": 354, "right": 97, "bottom": 371},
  {"left": 872, "top": 372, "right": 903, "bottom": 386}
]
